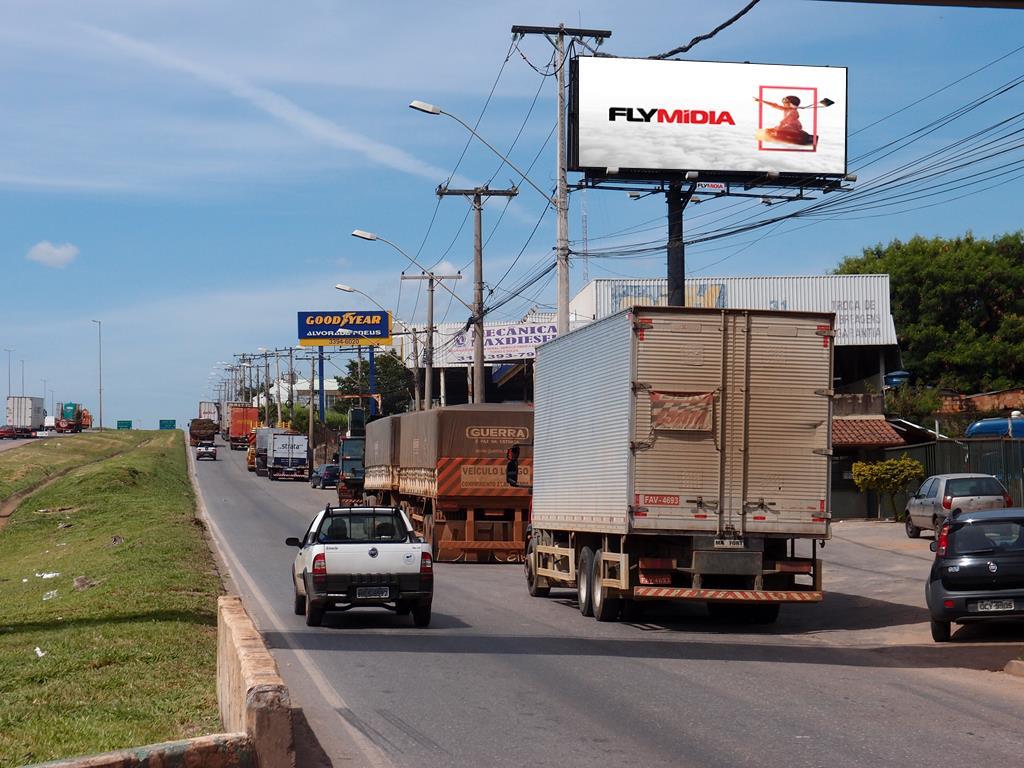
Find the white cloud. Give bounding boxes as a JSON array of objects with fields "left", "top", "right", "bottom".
[
  {"left": 79, "top": 23, "right": 455, "bottom": 183},
  {"left": 26, "top": 241, "right": 80, "bottom": 268}
]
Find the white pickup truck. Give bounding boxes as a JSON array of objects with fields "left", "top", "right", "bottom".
[{"left": 287, "top": 506, "right": 433, "bottom": 627}]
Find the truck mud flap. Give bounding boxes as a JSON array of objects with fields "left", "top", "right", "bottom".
[{"left": 633, "top": 587, "right": 823, "bottom": 603}]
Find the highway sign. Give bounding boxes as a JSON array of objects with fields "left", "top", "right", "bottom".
[
  {"left": 159, "top": 420, "right": 176, "bottom": 430},
  {"left": 116, "top": 420, "right": 132, "bottom": 430}
]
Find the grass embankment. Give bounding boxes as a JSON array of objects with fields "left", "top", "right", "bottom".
[
  {"left": 0, "top": 431, "right": 150, "bottom": 501},
  {"left": 0, "top": 431, "right": 222, "bottom": 767}
]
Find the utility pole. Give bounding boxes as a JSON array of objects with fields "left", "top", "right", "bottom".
[
  {"left": 308, "top": 355, "right": 315, "bottom": 457},
  {"left": 288, "top": 347, "right": 295, "bottom": 410},
  {"left": 437, "top": 185, "right": 517, "bottom": 403},
  {"left": 402, "top": 272, "right": 461, "bottom": 409},
  {"left": 511, "top": 24, "right": 611, "bottom": 334},
  {"left": 20, "top": 359, "right": 25, "bottom": 396},
  {"left": 264, "top": 352, "right": 272, "bottom": 426},
  {"left": 274, "top": 349, "right": 282, "bottom": 424},
  {"left": 3, "top": 348, "right": 12, "bottom": 404},
  {"left": 410, "top": 330, "right": 421, "bottom": 411},
  {"left": 91, "top": 319, "right": 103, "bottom": 430}
]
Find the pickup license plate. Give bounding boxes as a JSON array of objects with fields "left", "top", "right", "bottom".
[
  {"left": 976, "top": 599, "right": 1014, "bottom": 612},
  {"left": 356, "top": 587, "right": 390, "bottom": 599}
]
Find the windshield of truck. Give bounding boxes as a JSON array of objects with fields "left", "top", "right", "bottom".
[
  {"left": 316, "top": 510, "right": 408, "bottom": 543},
  {"left": 949, "top": 520, "right": 1024, "bottom": 555},
  {"left": 945, "top": 477, "right": 1006, "bottom": 497},
  {"left": 340, "top": 439, "right": 365, "bottom": 461}
]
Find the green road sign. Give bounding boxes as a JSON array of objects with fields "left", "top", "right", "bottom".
[
  {"left": 116, "top": 420, "right": 132, "bottom": 430},
  {"left": 159, "top": 420, "right": 176, "bottom": 430}
]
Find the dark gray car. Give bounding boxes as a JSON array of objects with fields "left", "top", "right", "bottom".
[
  {"left": 905, "top": 473, "right": 1010, "bottom": 538},
  {"left": 925, "top": 509, "right": 1024, "bottom": 642}
]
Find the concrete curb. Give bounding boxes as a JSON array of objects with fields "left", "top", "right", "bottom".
[
  {"left": 219, "top": 595, "right": 296, "bottom": 767},
  {"left": 1004, "top": 659, "right": 1024, "bottom": 678},
  {"left": 24, "top": 732, "right": 255, "bottom": 767}
]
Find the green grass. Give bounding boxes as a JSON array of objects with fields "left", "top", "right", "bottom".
[
  {"left": 0, "top": 431, "right": 222, "bottom": 767},
  {"left": 0, "top": 431, "right": 151, "bottom": 502}
]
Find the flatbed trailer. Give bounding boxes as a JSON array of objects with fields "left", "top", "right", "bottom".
[
  {"left": 521, "top": 306, "right": 833, "bottom": 623},
  {"left": 364, "top": 405, "right": 533, "bottom": 562}
]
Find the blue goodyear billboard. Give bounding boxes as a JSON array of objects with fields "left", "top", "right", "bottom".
[{"left": 297, "top": 311, "right": 392, "bottom": 347}]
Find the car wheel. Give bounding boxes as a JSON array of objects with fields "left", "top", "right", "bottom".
[
  {"left": 905, "top": 514, "right": 921, "bottom": 538},
  {"left": 412, "top": 602, "right": 432, "bottom": 627},
  {"left": 930, "top": 618, "right": 951, "bottom": 642},
  {"left": 577, "top": 547, "right": 594, "bottom": 617},
  {"left": 305, "top": 592, "right": 323, "bottom": 627},
  {"left": 525, "top": 538, "right": 550, "bottom": 598},
  {"left": 591, "top": 549, "right": 621, "bottom": 622}
]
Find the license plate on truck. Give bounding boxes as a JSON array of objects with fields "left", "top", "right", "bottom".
[
  {"left": 976, "top": 599, "right": 1014, "bottom": 612},
  {"left": 356, "top": 587, "right": 390, "bottom": 599}
]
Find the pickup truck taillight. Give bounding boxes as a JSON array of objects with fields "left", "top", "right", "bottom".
[
  {"left": 420, "top": 551, "right": 433, "bottom": 579},
  {"left": 312, "top": 552, "right": 326, "bottom": 577},
  {"left": 941, "top": 495, "right": 952, "bottom": 510}
]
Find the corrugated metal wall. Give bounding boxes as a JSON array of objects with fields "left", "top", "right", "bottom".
[
  {"left": 532, "top": 310, "right": 634, "bottom": 533},
  {"left": 570, "top": 276, "right": 896, "bottom": 347}
]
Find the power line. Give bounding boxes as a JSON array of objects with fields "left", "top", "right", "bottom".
[{"left": 648, "top": 0, "right": 762, "bottom": 59}]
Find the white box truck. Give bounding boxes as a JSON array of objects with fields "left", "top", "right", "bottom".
[
  {"left": 6, "top": 396, "right": 46, "bottom": 431},
  {"left": 268, "top": 432, "right": 310, "bottom": 481},
  {"left": 521, "top": 306, "right": 833, "bottom": 624}
]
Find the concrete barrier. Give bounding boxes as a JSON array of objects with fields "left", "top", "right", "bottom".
[
  {"left": 1005, "top": 659, "right": 1024, "bottom": 678},
  {"left": 218, "top": 595, "right": 296, "bottom": 767},
  {"left": 25, "top": 732, "right": 255, "bottom": 767}
]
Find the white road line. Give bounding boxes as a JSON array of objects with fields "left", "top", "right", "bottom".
[{"left": 188, "top": 448, "right": 393, "bottom": 768}]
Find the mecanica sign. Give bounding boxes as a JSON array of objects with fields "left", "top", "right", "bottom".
[{"left": 297, "top": 311, "right": 392, "bottom": 347}]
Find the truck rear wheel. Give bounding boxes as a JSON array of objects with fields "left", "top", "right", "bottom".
[
  {"left": 591, "top": 549, "right": 622, "bottom": 622},
  {"left": 577, "top": 547, "right": 594, "bottom": 617}
]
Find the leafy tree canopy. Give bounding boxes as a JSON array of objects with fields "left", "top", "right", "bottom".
[
  {"left": 852, "top": 454, "right": 925, "bottom": 520},
  {"left": 335, "top": 349, "right": 413, "bottom": 416},
  {"left": 836, "top": 232, "right": 1024, "bottom": 393}
]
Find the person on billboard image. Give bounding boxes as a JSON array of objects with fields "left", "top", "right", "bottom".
[{"left": 753, "top": 94, "right": 836, "bottom": 148}]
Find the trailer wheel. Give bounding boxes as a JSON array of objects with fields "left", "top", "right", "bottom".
[
  {"left": 577, "top": 547, "right": 595, "bottom": 617},
  {"left": 525, "top": 538, "right": 550, "bottom": 598},
  {"left": 591, "top": 549, "right": 622, "bottom": 622}
]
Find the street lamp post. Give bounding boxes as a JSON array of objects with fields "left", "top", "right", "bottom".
[
  {"left": 3, "top": 348, "right": 12, "bottom": 405},
  {"left": 91, "top": 320, "right": 103, "bottom": 430},
  {"left": 335, "top": 283, "right": 420, "bottom": 415}
]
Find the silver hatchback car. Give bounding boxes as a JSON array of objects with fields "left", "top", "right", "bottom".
[{"left": 905, "top": 473, "right": 1011, "bottom": 538}]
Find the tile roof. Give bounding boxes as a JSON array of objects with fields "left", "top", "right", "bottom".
[{"left": 833, "top": 418, "right": 905, "bottom": 448}]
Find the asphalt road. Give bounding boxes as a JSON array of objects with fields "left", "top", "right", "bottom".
[{"left": 192, "top": 443, "right": 1024, "bottom": 768}]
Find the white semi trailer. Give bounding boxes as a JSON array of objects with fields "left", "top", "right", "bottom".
[
  {"left": 521, "top": 306, "right": 834, "bottom": 624},
  {"left": 6, "top": 396, "right": 46, "bottom": 431}
]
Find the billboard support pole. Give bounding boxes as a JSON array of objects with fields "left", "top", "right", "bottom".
[
  {"left": 318, "top": 346, "right": 326, "bottom": 423},
  {"left": 666, "top": 182, "right": 697, "bottom": 307}
]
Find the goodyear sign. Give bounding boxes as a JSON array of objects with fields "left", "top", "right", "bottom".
[{"left": 297, "top": 311, "right": 392, "bottom": 347}]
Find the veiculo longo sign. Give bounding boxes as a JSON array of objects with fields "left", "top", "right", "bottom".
[{"left": 297, "top": 311, "right": 392, "bottom": 347}]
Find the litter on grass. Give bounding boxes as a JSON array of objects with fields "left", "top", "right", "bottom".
[
  {"left": 34, "top": 647, "right": 46, "bottom": 658},
  {"left": 42, "top": 590, "right": 58, "bottom": 601},
  {"left": 35, "top": 572, "right": 60, "bottom": 579}
]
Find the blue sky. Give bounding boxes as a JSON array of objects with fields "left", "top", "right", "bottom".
[{"left": 2, "top": 0, "right": 1023, "bottom": 427}]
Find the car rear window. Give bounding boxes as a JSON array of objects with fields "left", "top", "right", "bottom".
[
  {"left": 945, "top": 477, "right": 1006, "bottom": 497},
  {"left": 316, "top": 510, "right": 408, "bottom": 544},
  {"left": 949, "top": 521, "right": 1024, "bottom": 555}
]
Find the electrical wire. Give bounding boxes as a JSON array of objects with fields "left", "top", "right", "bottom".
[{"left": 648, "top": 1, "right": 762, "bottom": 59}]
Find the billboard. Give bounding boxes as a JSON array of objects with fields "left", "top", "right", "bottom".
[
  {"left": 570, "top": 57, "right": 847, "bottom": 177},
  {"left": 449, "top": 322, "right": 557, "bottom": 364},
  {"left": 159, "top": 419, "right": 176, "bottom": 430},
  {"left": 297, "top": 311, "right": 392, "bottom": 347}
]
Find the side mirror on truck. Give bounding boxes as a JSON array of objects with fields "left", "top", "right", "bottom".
[{"left": 506, "top": 444, "right": 520, "bottom": 487}]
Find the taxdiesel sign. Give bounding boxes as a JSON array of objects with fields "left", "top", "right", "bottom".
[
  {"left": 297, "top": 311, "right": 392, "bottom": 347},
  {"left": 570, "top": 57, "right": 847, "bottom": 177}
]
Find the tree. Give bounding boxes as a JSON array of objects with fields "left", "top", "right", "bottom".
[
  {"left": 852, "top": 454, "right": 925, "bottom": 520},
  {"left": 835, "top": 232, "right": 1024, "bottom": 393},
  {"left": 885, "top": 382, "right": 942, "bottom": 425},
  {"left": 335, "top": 350, "right": 414, "bottom": 415}
]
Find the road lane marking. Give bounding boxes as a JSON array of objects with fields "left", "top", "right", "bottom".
[{"left": 188, "top": 448, "right": 393, "bottom": 768}]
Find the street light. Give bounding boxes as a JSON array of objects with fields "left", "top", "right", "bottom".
[
  {"left": 91, "top": 320, "right": 102, "bottom": 431},
  {"left": 333, "top": 283, "right": 418, "bottom": 414}
]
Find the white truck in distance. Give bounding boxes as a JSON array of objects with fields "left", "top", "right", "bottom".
[
  {"left": 268, "top": 433, "right": 310, "bottom": 481},
  {"left": 6, "top": 396, "right": 46, "bottom": 431},
  {"left": 521, "top": 306, "right": 834, "bottom": 624}
]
